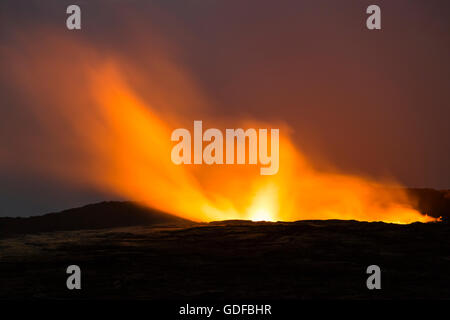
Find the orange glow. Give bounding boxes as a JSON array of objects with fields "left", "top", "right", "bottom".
[
  {"left": 247, "top": 184, "right": 279, "bottom": 221},
  {"left": 80, "top": 65, "right": 437, "bottom": 224},
  {"left": 1, "top": 33, "right": 438, "bottom": 224}
]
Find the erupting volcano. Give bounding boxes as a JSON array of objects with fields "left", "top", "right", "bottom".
[
  {"left": 1, "top": 0, "right": 450, "bottom": 303},
  {"left": 0, "top": 32, "right": 439, "bottom": 225}
]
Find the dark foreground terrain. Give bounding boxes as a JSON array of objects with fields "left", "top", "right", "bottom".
[
  {"left": 0, "top": 188, "right": 449, "bottom": 299},
  {"left": 1, "top": 219, "right": 450, "bottom": 299}
]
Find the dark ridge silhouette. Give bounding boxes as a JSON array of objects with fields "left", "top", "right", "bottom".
[
  {"left": 0, "top": 190, "right": 449, "bottom": 299},
  {"left": 0, "top": 201, "right": 192, "bottom": 237},
  {"left": 407, "top": 188, "right": 450, "bottom": 221},
  {"left": 0, "top": 189, "right": 448, "bottom": 238}
]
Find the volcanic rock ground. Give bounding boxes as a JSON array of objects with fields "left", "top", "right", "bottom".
[{"left": 1, "top": 220, "right": 450, "bottom": 299}]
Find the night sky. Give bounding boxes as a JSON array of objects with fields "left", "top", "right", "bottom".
[{"left": 0, "top": 0, "right": 449, "bottom": 216}]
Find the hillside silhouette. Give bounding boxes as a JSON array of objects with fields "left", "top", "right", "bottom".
[{"left": 0, "top": 201, "right": 191, "bottom": 237}]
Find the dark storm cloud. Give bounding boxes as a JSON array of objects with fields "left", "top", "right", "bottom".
[{"left": 0, "top": 0, "right": 449, "bottom": 216}]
